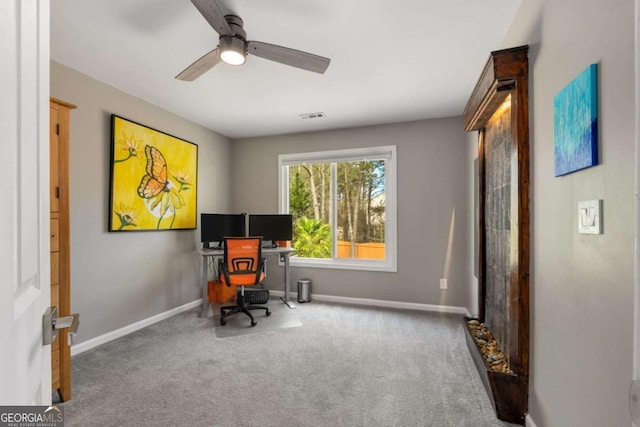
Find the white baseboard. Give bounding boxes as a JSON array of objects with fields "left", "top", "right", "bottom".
[
  {"left": 72, "top": 294, "right": 470, "bottom": 356},
  {"left": 525, "top": 414, "right": 538, "bottom": 427},
  {"left": 71, "top": 299, "right": 202, "bottom": 356},
  {"left": 269, "top": 290, "right": 471, "bottom": 316}
]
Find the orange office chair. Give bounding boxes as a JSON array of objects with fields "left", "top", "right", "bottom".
[{"left": 219, "top": 237, "right": 271, "bottom": 327}]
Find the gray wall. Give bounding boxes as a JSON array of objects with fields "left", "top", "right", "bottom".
[
  {"left": 465, "top": 131, "right": 479, "bottom": 318},
  {"left": 231, "top": 117, "right": 472, "bottom": 308},
  {"left": 498, "top": 0, "right": 635, "bottom": 425},
  {"left": 50, "top": 62, "right": 232, "bottom": 344}
]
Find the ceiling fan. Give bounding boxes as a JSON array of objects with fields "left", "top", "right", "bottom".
[{"left": 176, "top": 0, "right": 331, "bottom": 81}]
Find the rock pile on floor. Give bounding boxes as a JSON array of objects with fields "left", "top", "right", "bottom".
[{"left": 466, "top": 319, "right": 513, "bottom": 374}]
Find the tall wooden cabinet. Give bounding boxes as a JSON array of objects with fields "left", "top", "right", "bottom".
[{"left": 50, "top": 98, "right": 75, "bottom": 401}]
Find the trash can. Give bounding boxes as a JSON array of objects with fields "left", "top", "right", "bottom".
[{"left": 297, "top": 279, "right": 311, "bottom": 303}]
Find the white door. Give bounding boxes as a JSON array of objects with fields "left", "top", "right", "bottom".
[
  {"left": 634, "top": 1, "right": 640, "bottom": 424},
  {"left": 0, "top": 0, "right": 52, "bottom": 405}
]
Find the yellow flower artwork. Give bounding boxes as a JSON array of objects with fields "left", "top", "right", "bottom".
[{"left": 109, "top": 115, "right": 198, "bottom": 231}]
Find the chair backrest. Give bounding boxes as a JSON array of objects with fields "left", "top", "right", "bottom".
[{"left": 221, "top": 237, "right": 264, "bottom": 286}]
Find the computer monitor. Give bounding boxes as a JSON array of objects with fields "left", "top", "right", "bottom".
[
  {"left": 200, "top": 213, "right": 246, "bottom": 248},
  {"left": 248, "top": 214, "right": 293, "bottom": 246}
]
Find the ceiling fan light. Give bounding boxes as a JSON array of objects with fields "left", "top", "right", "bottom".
[
  {"left": 220, "top": 50, "right": 245, "bottom": 65},
  {"left": 219, "top": 35, "right": 246, "bottom": 66}
]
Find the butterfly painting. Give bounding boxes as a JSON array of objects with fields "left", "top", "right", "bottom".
[{"left": 109, "top": 115, "right": 197, "bottom": 231}]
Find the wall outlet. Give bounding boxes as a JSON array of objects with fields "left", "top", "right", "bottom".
[{"left": 440, "top": 279, "right": 447, "bottom": 290}]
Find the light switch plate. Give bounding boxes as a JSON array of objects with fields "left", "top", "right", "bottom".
[{"left": 578, "top": 199, "right": 602, "bottom": 234}]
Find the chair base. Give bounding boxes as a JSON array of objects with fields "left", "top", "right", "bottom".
[{"left": 220, "top": 294, "right": 271, "bottom": 327}]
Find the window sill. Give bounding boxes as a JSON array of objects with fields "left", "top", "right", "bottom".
[{"left": 290, "top": 257, "right": 397, "bottom": 272}]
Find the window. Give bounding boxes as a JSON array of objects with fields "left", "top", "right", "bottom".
[{"left": 279, "top": 146, "right": 396, "bottom": 272}]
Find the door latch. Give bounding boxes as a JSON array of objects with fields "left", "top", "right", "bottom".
[{"left": 43, "top": 306, "right": 80, "bottom": 345}]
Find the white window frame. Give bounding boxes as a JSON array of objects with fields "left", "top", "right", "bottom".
[{"left": 279, "top": 145, "right": 397, "bottom": 272}]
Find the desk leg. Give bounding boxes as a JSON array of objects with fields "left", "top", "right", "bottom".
[
  {"left": 200, "top": 255, "right": 209, "bottom": 318},
  {"left": 280, "top": 253, "right": 296, "bottom": 309}
]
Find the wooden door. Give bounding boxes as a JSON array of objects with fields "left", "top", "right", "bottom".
[{"left": 50, "top": 98, "right": 76, "bottom": 401}]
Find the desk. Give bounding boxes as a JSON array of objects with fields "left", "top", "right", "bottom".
[{"left": 198, "top": 246, "right": 296, "bottom": 317}]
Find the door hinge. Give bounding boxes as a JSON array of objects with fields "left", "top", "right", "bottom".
[
  {"left": 56, "top": 187, "right": 60, "bottom": 199},
  {"left": 56, "top": 123, "right": 60, "bottom": 135}
]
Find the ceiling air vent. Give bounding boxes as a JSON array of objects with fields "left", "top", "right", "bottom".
[{"left": 300, "top": 112, "right": 325, "bottom": 120}]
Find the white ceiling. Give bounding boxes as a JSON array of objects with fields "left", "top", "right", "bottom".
[{"left": 51, "top": 0, "right": 520, "bottom": 139}]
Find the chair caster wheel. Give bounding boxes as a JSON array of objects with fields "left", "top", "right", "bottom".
[
  {"left": 266, "top": 311, "right": 271, "bottom": 316},
  {"left": 251, "top": 321, "right": 257, "bottom": 327},
  {"left": 220, "top": 319, "right": 226, "bottom": 326}
]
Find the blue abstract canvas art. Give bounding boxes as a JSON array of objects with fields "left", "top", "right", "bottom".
[{"left": 554, "top": 64, "right": 598, "bottom": 176}]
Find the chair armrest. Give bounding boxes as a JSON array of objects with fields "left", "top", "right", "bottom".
[
  {"left": 255, "top": 257, "right": 266, "bottom": 284},
  {"left": 221, "top": 263, "right": 232, "bottom": 287}
]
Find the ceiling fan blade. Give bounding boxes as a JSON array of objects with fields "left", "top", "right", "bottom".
[
  {"left": 190, "top": 0, "right": 231, "bottom": 35},
  {"left": 175, "top": 48, "right": 220, "bottom": 81},
  {"left": 248, "top": 41, "right": 330, "bottom": 74}
]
